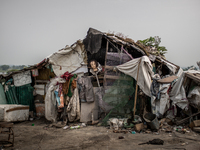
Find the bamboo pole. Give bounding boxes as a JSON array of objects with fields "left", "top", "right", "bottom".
[{"left": 133, "top": 58, "right": 142, "bottom": 119}]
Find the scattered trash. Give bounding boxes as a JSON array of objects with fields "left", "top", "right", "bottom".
[
  {"left": 145, "top": 129, "right": 151, "bottom": 134},
  {"left": 109, "top": 118, "right": 134, "bottom": 131},
  {"left": 135, "top": 123, "right": 146, "bottom": 132},
  {"left": 153, "top": 132, "right": 159, "bottom": 135},
  {"left": 124, "top": 123, "right": 134, "bottom": 129},
  {"left": 181, "top": 143, "right": 186, "bottom": 146},
  {"left": 173, "top": 126, "right": 190, "bottom": 133},
  {"left": 109, "top": 118, "right": 119, "bottom": 130},
  {"left": 113, "top": 130, "right": 128, "bottom": 134},
  {"left": 138, "top": 139, "right": 164, "bottom": 145},
  {"left": 133, "top": 115, "right": 142, "bottom": 124},
  {"left": 81, "top": 123, "right": 86, "bottom": 127},
  {"left": 132, "top": 131, "right": 136, "bottom": 134},
  {"left": 70, "top": 125, "right": 80, "bottom": 129},
  {"left": 118, "top": 136, "right": 124, "bottom": 139},
  {"left": 190, "top": 120, "right": 200, "bottom": 129},
  {"left": 192, "top": 127, "right": 200, "bottom": 132},
  {"left": 143, "top": 112, "right": 159, "bottom": 130},
  {"left": 181, "top": 142, "right": 188, "bottom": 146},
  {"left": 63, "top": 125, "right": 69, "bottom": 130}
]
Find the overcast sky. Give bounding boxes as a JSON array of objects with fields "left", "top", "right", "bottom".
[{"left": 0, "top": 0, "right": 200, "bottom": 67}]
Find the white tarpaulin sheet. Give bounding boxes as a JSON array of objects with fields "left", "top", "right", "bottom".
[
  {"left": 169, "top": 69, "right": 188, "bottom": 110},
  {"left": 45, "top": 77, "right": 66, "bottom": 122},
  {"left": 71, "top": 64, "right": 88, "bottom": 75},
  {"left": 116, "top": 56, "right": 153, "bottom": 97},
  {"left": 152, "top": 83, "right": 171, "bottom": 117},
  {"left": 47, "top": 41, "right": 85, "bottom": 77},
  {"left": 12, "top": 70, "right": 32, "bottom": 87}
]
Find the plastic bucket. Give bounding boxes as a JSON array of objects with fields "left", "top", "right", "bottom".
[
  {"left": 143, "top": 112, "right": 159, "bottom": 130},
  {"left": 35, "top": 103, "right": 45, "bottom": 117}
]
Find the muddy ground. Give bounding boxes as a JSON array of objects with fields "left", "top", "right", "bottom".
[{"left": 1, "top": 118, "right": 200, "bottom": 150}]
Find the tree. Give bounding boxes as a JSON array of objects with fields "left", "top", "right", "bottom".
[
  {"left": 1, "top": 65, "right": 10, "bottom": 71},
  {"left": 182, "top": 66, "right": 198, "bottom": 71},
  {"left": 7, "top": 69, "right": 19, "bottom": 73},
  {"left": 139, "top": 36, "right": 167, "bottom": 56}
]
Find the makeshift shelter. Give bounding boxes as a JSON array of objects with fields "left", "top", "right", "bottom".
[
  {"left": 82, "top": 28, "right": 181, "bottom": 124},
  {"left": 1, "top": 28, "right": 198, "bottom": 129}
]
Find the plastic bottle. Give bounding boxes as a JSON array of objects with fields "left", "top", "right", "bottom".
[
  {"left": 70, "top": 125, "right": 80, "bottom": 129},
  {"left": 176, "top": 128, "right": 186, "bottom": 132},
  {"left": 176, "top": 129, "right": 182, "bottom": 132}
]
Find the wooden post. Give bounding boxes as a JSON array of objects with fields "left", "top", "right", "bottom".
[
  {"left": 133, "top": 58, "right": 141, "bottom": 119},
  {"left": 103, "top": 40, "right": 109, "bottom": 87}
]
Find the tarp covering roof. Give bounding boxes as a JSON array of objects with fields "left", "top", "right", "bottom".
[{"left": 46, "top": 40, "right": 86, "bottom": 76}]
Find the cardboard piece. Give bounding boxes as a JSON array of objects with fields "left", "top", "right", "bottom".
[
  {"left": 135, "top": 123, "right": 147, "bottom": 131},
  {"left": 189, "top": 120, "right": 200, "bottom": 129},
  {"left": 157, "top": 75, "right": 178, "bottom": 84}
]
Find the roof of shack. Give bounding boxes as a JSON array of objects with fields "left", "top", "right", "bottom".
[
  {"left": 185, "top": 71, "right": 200, "bottom": 84},
  {"left": 0, "top": 28, "right": 180, "bottom": 80}
]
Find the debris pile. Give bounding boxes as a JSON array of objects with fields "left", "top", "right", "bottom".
[{"left": 0, "top": 28, "right": 199, "bottom": 139}]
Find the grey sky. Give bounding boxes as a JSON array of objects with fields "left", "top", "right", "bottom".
[{"left": 0, "top": 0, "right": 200, "bottom": 67}]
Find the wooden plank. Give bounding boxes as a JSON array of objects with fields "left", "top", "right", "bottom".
[
  {"left": 133, "top": 58, "right": 141, "bottom": 119},
  {"left": 185, "top": 73, "right": 200, "bottom": 84},
  {"left": 189, "top": 120, "right": 200, "bottom": 129},
  {"left": 193, "top": 127, "right": 200, "bottom": 132},
  {"left": 176, "top": 111, "right": 200, "bottom": 125},
  {"left": 35, "top": 80, "right": 49, "bottom": 83},
  {"left": 157, "top": 76, "right": 178, "bottom": 84},
  {"left": 104, "top": 85, "right": 131, "bottom": 90},
  {"left": 104, "top": 94, "right": 129, "bottom": 98},
  {"left": 104, "top": 75, "right": 132, "bottom": 81},
  {"left": 89, "top": 76, "right": 104, "bottom": 79},
  {"left": 103, "top": 40, "right": 109, "bottom": 87},
  {"left": 6, "top": 106, "right": 29, "bottom": 112},
  {"left": 105, "top": 66, "right": 115, "bottom": 70}
]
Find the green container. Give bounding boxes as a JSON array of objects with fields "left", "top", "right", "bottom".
[{"left": 5, "top": 83, "right": 34, "bottom": 111}]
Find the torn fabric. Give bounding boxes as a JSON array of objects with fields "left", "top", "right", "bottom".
[
  {"left": 45, "top": 77, "right": 66, "bottom": 122},
  {"left": 78, "top": 76, "right": 94, "bottom": 103},
  {"left": 47, "top": 41, "right": 85, "bottom": 76},
  {"left": 169, "top": 69, "right": 188, "bottom": 110},
  {"left": 67, "top": 88, "right": 80, "bottom": 122},
  {"left": 152, "top": 83, "right": 171, "bottom": 118},
  {"left": 83, "top": 28, "right": 103, "bottom": 54},
  {"left": 116, "top": 56, "right": 153, "bottom": 97}
]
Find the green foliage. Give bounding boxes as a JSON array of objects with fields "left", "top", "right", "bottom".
[
  {"left": 139, "top": 36, "right": 167, "bottom": 56},
  {"left": 0, "top": 65, "right": 27, "bottom": 73},
  {"left": 0, "top": 65, "right": 10, "bottom": 71},
  {"left": 12, "top": 65, "right": 27, "bottom": 70},
  {"left": 7, "top": 69, "right": 19, "bottom": 73},
  {"left": 182, "top": 66, "right": 198, "bottom": 71}
]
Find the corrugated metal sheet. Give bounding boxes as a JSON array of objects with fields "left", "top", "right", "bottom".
[
  {"left": 5, "top": 85, "right": 18, "bottom": 104},
  {"left": 5, "top": 84, "right": 34, "bottom": 111},
  {"left": 16, "top": 84, "right": 34, "bottom": 111},
  {"left": 0, "top": 83, "right": 7, "bottom": 104}
]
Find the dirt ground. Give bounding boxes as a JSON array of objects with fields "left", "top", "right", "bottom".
[{"left": 1, "top": 118, "right": 200, "bottom": 150}]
